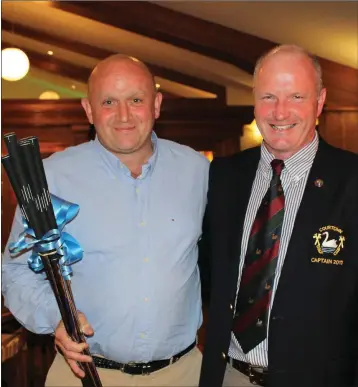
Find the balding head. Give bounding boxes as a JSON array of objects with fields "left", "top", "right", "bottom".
[
  {"left": 81, "top": 53, "right": 162, "bottom": 162},
  {"left": 253, "top": 45, "right": 323, "bottom": 94},
  {"left": 87, "top": 54, "right": 156, "bottom": 99}
]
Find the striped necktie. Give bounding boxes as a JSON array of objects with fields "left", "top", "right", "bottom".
[{"left": 233, "top": 159, "right": 285, "bottom": 354}]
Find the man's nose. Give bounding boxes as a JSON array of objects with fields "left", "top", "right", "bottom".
[
  {"left": 273, "top": 100, "right": 290, "bottom": 121},
  {"left": 116, "top": 102, "right": 129, "bottom": 122}
]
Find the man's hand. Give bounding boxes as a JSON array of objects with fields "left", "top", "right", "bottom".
[{"left": 54, "top": 311, "right": 94, "bottom": 378}]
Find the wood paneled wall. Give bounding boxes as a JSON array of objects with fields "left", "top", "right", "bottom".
[
  {"left": 319, "top": 106, "right": 358, "bottom": 154},
  {"left": 1, "top": 100, "right": 357, "bottom": 247},
  {"left": 1, "top": 99, "right": 253, "bottom": 151},
  {"left": 214, "top": 106, "right": 358, "bottom": 156},
  {"left": 1, "top": 99, "right": 252, "bottom": 247}
]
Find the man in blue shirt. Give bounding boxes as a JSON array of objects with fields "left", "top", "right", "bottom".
[{"left": 2, "top": 55, "right": 209, "bottom": 386}]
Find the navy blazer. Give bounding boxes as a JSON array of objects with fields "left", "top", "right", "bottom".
[{"left": 199, "top": 139, "right": 358, "bottom": 387}]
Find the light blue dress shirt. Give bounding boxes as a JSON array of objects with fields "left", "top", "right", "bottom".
[{"left": 2, "top": 133, "right": 209, "bottom": 363}]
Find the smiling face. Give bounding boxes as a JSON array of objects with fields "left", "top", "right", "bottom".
[
  {"left": 81, "top": 57, "right": 162, "bottom": 161},
  {"left": 254, "top": 51, "right": 326, "bottom": 160}
]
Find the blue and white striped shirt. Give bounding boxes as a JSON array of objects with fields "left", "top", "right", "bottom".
[
  {"left": 229, "top": 132, "right": 319, "bottom": 367},
  {"left": 2, "top": 133, "right": 209, "bottom": 363}
]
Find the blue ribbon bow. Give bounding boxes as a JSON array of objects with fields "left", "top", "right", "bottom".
[{"left": 9, "top": 194, "right": 83, "bottom": 280}]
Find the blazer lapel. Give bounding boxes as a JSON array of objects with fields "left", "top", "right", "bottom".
[{"left": 229, "top": 149, "right": 261, "bottom": 269}]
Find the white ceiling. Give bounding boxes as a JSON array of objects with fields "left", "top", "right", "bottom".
[
  {"left": 153, "top": 1, "right": 358, "bottom": 69},
  {"left": 2, "top": 1, "right": 357, "bottom": 103}
]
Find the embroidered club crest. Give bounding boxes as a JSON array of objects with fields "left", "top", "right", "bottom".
[{"left": 313, "top": 225, "right": 345, "bottom": 256}]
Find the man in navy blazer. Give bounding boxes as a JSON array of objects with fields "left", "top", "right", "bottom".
[{"left": 199, "top": 45, "right": 358, "bottom": 387}]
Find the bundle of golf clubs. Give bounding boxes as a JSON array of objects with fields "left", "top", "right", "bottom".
[{"left": 2, "top": 133, "right": 102, "bottom": 387}]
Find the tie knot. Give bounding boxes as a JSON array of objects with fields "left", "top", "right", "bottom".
[{"left": 271, "top": 159, "right": 284, "bottom": 176}]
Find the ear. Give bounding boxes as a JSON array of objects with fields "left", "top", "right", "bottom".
[
  {"left": 154, "top": 92, "right": 163, "bottom": 119},
  {"left": 81, "top": 98, "right": 94, "bottom": 124},
  {"left": 316, "top": 88, "right": 327, "bottom": 117}
]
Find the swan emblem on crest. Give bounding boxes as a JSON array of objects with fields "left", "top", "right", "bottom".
[
  {"left": 321, "top": 231, "right": 338, "bottom": 253},
  {"left": 313, "top": 226, "right": 345, "bottom": 256}
]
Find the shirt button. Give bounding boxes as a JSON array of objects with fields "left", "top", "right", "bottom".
[
  {"left": 144, "top": 297, "right": 149, "bottom": 302},
  {"left": 136, "top": 188, "right": 140, "bottom": 193},
  {"left": 139, "top": 221, "right": 146, "bottom": 226},
  {"left": 140, "top": 333, "right": 146, "bottom": 338},
  {"left": 222, "top": 352, "right": 226, "bottom": 359},
  {"left": 143, "top": 257, "right": 149, "bottom": 262}
]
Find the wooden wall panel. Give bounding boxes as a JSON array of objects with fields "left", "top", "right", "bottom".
[
  {"left": 319, "top": 107, "right": 358, "bottom": 154},
  {"left": 215, "top": 135, "right": 241, "bottom": 157},
  {"left": 1, "top": 99, "right": 252, "bottom": 248},
  {"left": 1, "top": 100, "right": 252, "bottom": 152},
  {"left": 3, "top": 100, "right": 355, "bottom": 248},
  {"left": 1, "top": 172, "right": 16, "bottom": 250}
]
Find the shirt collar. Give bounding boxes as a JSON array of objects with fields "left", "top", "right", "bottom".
[
  {"left": 93, "top": 131, "right": 159, "bottom": 179},
  {"left": 258, "top": 131, "right": 319, "bottom": 181}
]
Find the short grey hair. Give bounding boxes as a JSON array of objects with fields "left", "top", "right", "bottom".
[{"left": 253, "top": 44, "right": 323, "bottom": 93}]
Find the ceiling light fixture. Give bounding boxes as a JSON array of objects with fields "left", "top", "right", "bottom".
[
  {"left": 47, "top": 50, "right": 54, "bottom": 56},
  {"left": 1, "top": 47, "right": 30, "bottom": 81},
  {"left": 39, "top": 91, "right": 60, "bottom": 100}
]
